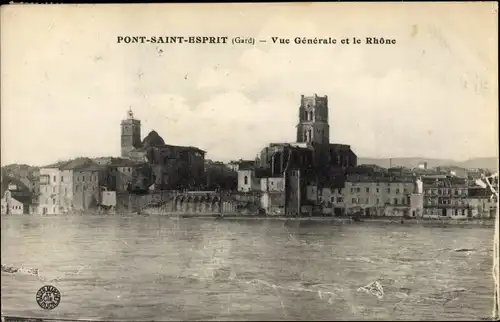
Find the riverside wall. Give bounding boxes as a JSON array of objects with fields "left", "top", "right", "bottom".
[{"left": 116, "top": 191, "right": 257, "bottom": 215}]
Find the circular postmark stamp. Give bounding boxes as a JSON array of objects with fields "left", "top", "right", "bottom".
[{"left": 36, "top": 285, "right": 61, "bottom": 310}]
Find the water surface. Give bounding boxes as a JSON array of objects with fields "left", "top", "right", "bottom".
[{"left": 1, "top": 216, "right": 495, "bottom": 321}]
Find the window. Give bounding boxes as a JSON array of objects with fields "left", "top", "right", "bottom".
[
  {"left": 393, "top": 198, "right": 398, "bottom": 205},
  {"left": 387, "top": 188, "right": 391, "bottom": 193},
  {"left": 396, "top": 188, "right": 400, "bottom": 194},
  {"left": 53, "top": 176, "right": 56, "bottom": 183},
  {"left": 376, "top": 188, "right": 380, "bottom": 193},
  {"left": 357, "top": 188, "right": 361, "bottom": 193},
  {"left": 351, "top": 188, "right": 355, "bottom": 193},
  {"left": 83, "top": 176, "right": 85, "bottom": 182},
  {"left": 352, "top": 198, "right": 357, "bottom": 204},
  {"left": 376, "top": 198, "right": 380, "bottom": 204},
  {"left": 52, "top": 198, "right": 56, "bottom": 205},
  {"left": 53, "top": 187, "right": 56, "bottom": 193},
  {"left": 337, "top": 197, "right": 343, "bottom": 202},
  {"left": 366, "top": 188, "right": 369, "bottom": 193},
  {"left": 61, "top": 176, "right": 64, "bottom": 183},
  {"left": 331, "top": 197, "right": 335, "bottom": 203},
  {"left": 244, "top": 176, "right": 248, "bottom": 185}
]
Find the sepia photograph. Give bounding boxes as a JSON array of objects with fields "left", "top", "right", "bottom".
[{"left": 1, "top": 2, "right": 499, "bottom": 321}]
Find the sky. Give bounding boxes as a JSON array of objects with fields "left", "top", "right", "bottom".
[{"left": 1, "top": 3, "right": 498, "bottom": 166}]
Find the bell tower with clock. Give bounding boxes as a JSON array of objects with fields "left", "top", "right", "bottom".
[
  {"left": 121, "top": 107, "right": 142, "bottom": 158},
  {"left": 296, "top": 94, "right": 330, "bottom": 145}
]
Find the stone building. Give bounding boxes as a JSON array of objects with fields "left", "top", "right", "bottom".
[
  {"left": 93, "top": 157, "right": 152, "bottom": 192},
  {"left": 467, "top": 186, "right": 497, "bottom": 218},
  {"left": 241, "top": 94, "right": 358, "bottom": 216},
  {"left": 1, "top": 180, "right": 30, "bottom": 215},
  {"left": 237, "top": 162, "right": 260, "bottom": 193},
  {"left": 38, "top": 158, "right": 108, "bottom": 214},
  {"left": 421, "top": 176, "right": 470, "bottom": 219},
  {"left": 120, "top": 109, "right": 206, "bottom": 190},
  {"left": 256, "top": 94, "right": 356, "bottom": 190},
  {"left": 315, "top": 174, "right": 416, "bottom": 217}
]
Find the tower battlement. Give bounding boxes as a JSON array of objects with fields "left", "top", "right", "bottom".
[{"left": 300, "top": 94, "right": 328, "bottom": 107}]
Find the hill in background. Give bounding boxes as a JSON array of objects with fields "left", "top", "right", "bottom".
[{"left": 358, "top": 157, "right": 498, "bottom": 172}]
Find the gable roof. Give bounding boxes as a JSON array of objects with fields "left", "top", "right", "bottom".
[{"left": 42, "top": 158, "right": 106, "bottom": 171}]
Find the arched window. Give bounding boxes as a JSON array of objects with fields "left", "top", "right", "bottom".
[{"left": 244, "top": 176, "right": 248, "bottom": 185}]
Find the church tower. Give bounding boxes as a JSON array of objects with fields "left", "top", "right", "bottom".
[
  {"left": 121, "top": 108, "right": 142, "bottom": 158},
  {"left": 296, "top": 94, "right": 330, "bottom": 145}
]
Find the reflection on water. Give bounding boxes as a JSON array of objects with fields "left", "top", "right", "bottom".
[{"left": 1, "top": 216, "right": 495, "bottom": 321}]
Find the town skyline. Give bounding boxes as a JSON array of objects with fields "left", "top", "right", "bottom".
[{"left": 1, "top": 3, "right": 498, "bottom": 166}]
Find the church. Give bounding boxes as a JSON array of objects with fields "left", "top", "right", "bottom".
[
  {"left": 257, "top": 94, "right": 357, "bottom": 187},
  {"left": 120, "top": 109, "right": 206, "bottom": 190}
]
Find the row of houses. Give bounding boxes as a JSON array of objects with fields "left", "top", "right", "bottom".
[
  {"left": 1, "top": 155, "right": 241, "bottom": 216},
  {"left": 236, "top": 164, "right": 497, "bottom": 219}
]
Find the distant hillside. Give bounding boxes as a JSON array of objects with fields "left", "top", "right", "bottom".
[
  {"left": 358, "top": 157, "right": 498, "bottom": 171},
  {"left": 1, "top": 164, "right": 40, "bottom": 190}
]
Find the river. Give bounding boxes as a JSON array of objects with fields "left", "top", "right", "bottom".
[{"left": 1, "top": 215, "right": 495, "bottom": 321}]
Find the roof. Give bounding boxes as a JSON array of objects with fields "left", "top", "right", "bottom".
[
  {"left": 133, "top": 144, "right": 205, "bottom": 154},
  {"left": 41, "top": 157, "right": 110, "bottom": 172},
  {"left": 59, "top": 158, "right": 95, "bottom": 170},
  {"left": 267, "top": 143, "right": 314, "bottom": 151},
  {"left": 108, "top": 159, "right": 145, "bottom": 167},
  {"left": 468, "top": 187, "right": 492, "bottom": 198},
  {"left": 346, "top": 174, "right": 415, "bottom": 183},
  {"left": 8, "top": 193, "right": 32, "bottom": 205},
  {"left": 314, "top": 143, "right": 352, "bottom": 150},
  {"left": 43, "top": 160, "right": 71, "bottom": 168},
  {"left": 142, "top": 130, "right": 166, "bottom": 147},
  {"left": 238, "top": 161, "right": 255, "bottom": 170}
]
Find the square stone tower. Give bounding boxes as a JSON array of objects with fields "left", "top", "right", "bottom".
[
  {"left": 121, "top": 108, "right": 142, "bottom": 158},
  {"left": 296, "top": 94, "right": 330, "bottom": 145}
]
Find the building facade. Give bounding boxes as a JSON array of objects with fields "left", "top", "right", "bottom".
[
  {"left": 71, "top": 164, "right": 107, "bottom": 212},
  {"left": 237, "top": 169, "right": 260, "bottom": 192},
  {"left": 38, "top": 158, "right": 107, "bottom": 214},
  {"left": 1, "top": 190, "right": 25, "bottom": 215},
  {"left": 38, "top": 166, "right": 63, "bottom": 215},
  {"left": 467, "top": 187, "right": 497, "bottom": 218},
  {"left": 421, "top": 176, "right": 470, "bottom": 219},
  {"left": 94, "top": 157, "right": 152, "bottom": 192},
  {"left": 316, "top": 175, "right": 416, "bottom": 216}
]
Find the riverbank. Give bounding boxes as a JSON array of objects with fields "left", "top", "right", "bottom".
[
  {"left": 168, "top": 214, "right": 495, "bottom": 227},
  {"left": 2, "top": 213, "right": 495, "bottom": 227}
]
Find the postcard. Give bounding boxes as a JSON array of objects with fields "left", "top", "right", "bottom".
[{"left": 1, "top": 2, "right": 498, "bottom": 321}]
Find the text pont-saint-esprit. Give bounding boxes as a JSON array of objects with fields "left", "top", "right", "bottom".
[{"left": 116, "top": 36, "right": 397, "bottom": 45}]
